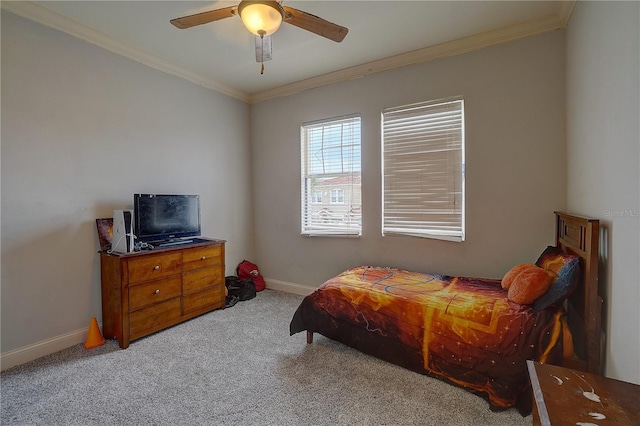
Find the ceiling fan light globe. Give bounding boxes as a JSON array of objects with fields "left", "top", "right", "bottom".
[{"left": 238, "top": 1, "right": 284, "bottom": 36}]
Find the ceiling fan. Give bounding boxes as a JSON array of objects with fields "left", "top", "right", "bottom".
[{"left": 170, "top": 1, "right": 348, "bottom": 74}]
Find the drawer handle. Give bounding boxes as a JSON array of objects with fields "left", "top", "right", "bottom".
[
  {"left": 154, "top": 265, "right": 160, "bottom": 270},
  {"left": 201, "top": 256, "right": 206, "bottom": 261},
  {"left": 154, "top": 289, "right": 160, "bottom": 294}
]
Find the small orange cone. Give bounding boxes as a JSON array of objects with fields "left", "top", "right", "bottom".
[{"left": 84, "top": 317, "right": 105, "bottom": 350}]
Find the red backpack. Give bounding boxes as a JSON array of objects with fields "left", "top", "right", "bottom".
[{"left": 236, "top": 260, "right": 266, "bottom": 292}]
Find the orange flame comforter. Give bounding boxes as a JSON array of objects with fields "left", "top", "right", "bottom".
[{"left": 290, "top": 266, "right": 565, "bottom": 414}]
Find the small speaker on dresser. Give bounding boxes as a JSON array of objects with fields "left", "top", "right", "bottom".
[{"left": 112, "top": 209, "right": 135, "bottom": 253}]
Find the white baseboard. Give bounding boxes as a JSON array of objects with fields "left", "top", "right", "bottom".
[
  {"left": 1, "top": 323, "right": 97, "bottom": 371},
  {"left": 265, "top": 278, "right": 315, "bottom": 296},
  {"left": 1, "top": 281, "right": 311, "bottom": 371}
]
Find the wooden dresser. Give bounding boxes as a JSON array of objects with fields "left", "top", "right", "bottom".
[{"left": 100, "top": 239, "right": 225, "bottom": 348}]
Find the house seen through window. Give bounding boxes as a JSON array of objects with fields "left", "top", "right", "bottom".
[{"left": 301, "top": 115, "right": 361, "bottom": 236}]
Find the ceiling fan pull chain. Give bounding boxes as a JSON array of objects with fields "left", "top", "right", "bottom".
[{"left": 259, "top": 30, "right": 266, "bottom": 75}]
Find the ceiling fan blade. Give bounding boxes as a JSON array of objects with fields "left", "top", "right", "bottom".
[
  {"left": 170, "top": 6, "right": 237, "bottom": 29},
  {"left": 282, "top": 6, "right": 348, "bottom": 42}
]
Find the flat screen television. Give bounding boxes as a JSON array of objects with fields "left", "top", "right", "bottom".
[{"left": 134, "top": 194, "right": 201, "bottom": 243}]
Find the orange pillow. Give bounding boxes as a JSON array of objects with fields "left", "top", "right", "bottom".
[
  {"left": 501, "top": 263, "right": 535, "bottom": 290},
  {"left": 507, "top": 264, "right": 554, "bottom": 304}
]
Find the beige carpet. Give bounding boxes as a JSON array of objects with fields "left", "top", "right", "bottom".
[{"left": 1, "top": 289, "right": 532, "bottom": 425}]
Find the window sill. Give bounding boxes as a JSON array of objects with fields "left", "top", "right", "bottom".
[{"left": 301, "top": 231, "right": 361, "bottom": 238}]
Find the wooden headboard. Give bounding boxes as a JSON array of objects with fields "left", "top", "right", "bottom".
[{"left": 554, "top": 211, "right": 602, "bottom": 375}]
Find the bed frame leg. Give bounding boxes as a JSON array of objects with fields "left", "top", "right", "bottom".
[{"left": 306, "top": 331, "right": 313, "bottom": 344}]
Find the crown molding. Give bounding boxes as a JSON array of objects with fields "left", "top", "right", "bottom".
[
  {"left": 1, "top": 1, "right": 251, "bottom": 103},
  {"left": 3, "top": 1, "right": 575, "bottom": 105},
  {"left": 249, "top": 2, "right": 576, "bottom": 104},
  {"left": 556, "top": 0, "right": 578, "bottom": 27}
]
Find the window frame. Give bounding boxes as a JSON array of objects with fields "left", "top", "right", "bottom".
[{"left": 300, "top": 114, "right": 362, "bottom": 237}]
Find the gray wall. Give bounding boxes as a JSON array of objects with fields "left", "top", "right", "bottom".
[
  {"left": 566, "top": 1, "right": 640, "bottom": 383},
  {"left": 251, "top": 31, "right": 567, "bottom": 287},
  {"left": 4, "top": 3, "right": 637, "bottom": 385},
  {"left": 1, "top": 12, "right": 253, "bottom": 353}
]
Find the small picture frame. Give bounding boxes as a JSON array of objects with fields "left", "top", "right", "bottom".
[{"left": 95, "top": 218, "right": 113, "bottom": 251}]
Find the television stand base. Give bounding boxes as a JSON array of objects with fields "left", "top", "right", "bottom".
[{"left": 152, "top": 239, "right": 193, "bottom": 248}]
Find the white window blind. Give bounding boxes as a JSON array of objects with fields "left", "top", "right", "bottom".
[
  {"left": 301, "top": 115, "right": 361, "bottom": 236},
  {"left": 382, "top": 97, "right": 465, "bottom": 241}
]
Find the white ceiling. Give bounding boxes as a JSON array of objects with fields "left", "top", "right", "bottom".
[{"left": 3, "top": 1, "right": 574, "bottom": 103}]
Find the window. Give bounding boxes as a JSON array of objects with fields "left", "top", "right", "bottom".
[
  {"left": 330, "top": 189, "right": 344, "bottom": 204},
  {"left": 301, "top": 115, "right": 361, "bottom": 236},
  {"left": 381, "top": 97, "right": 465, "bottom": 242}
]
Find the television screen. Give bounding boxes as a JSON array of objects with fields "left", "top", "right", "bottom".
[{"left": 134, "top": 194, "right": 201, "bottom": 242}]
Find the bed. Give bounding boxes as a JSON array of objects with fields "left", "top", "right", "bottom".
[{"left": 290, "top": 212, "right": 602, "bottom": 415}]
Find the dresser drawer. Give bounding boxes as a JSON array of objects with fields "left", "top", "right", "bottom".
[
  {"left": 127, "top": 252, "right": 182, "bottom": 284},
  {"left": 183, "top": 287, "right": 223, "bottom": 314},
  {"left": 183, "top": 245, "right": 222, "bottom": 272},
  {"left": 130, "top": 297, "right": 181, "bottom": 337},
  {"left": 129, "top": 276, "right": 182, "bottom": 311},
  {"left": 183, "top": 266, "right": 223, "bottom": 294}
]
